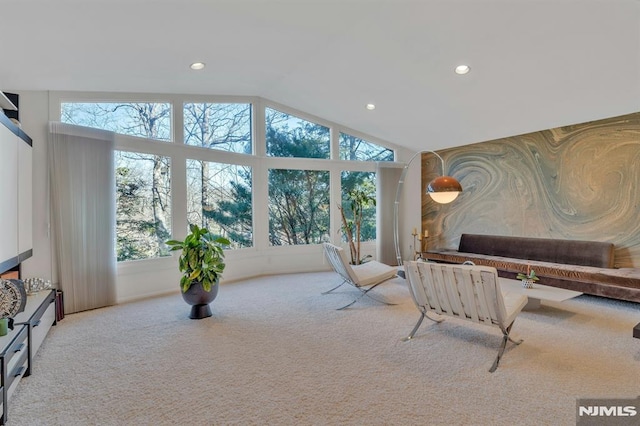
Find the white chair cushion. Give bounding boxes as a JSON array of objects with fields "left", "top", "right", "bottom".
[
  {"left": 501, "top": 292, "right": 528, "bottom": 326},
  {"left": 351, "top": 261, "right": 398, "bottom": 287}
]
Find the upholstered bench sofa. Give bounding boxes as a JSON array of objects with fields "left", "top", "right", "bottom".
[{"left": 422, "top": 234, "right": 640, "bottom": 303}]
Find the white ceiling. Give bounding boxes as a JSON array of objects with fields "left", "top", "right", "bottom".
[{"left": 2, "top": 0, "right": 639, "bottom": 152}]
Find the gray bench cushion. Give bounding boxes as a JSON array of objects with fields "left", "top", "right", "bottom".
[
  {"left": 459, "top": 234, "right": 615, "bottom": 268},
  {"left": 423, "top": 234, "right": 640, "bottom": 303}
]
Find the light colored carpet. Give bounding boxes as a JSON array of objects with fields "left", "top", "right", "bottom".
[{"left": 8, "top": 272, "right": 640, "bottom": 425}]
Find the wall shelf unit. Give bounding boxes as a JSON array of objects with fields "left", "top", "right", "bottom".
[{"left": 0, "top": 93, "right": 17, "bottom": 112}]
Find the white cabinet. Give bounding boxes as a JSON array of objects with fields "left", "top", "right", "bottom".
[
  {"left": 0, "top": 324, "right": 28, "bottom": 425},
  {"left": 26, "top": 293, "right": 56, "bottom": 358},
  {"left": 0, "top": 121, "right": 19, "bottom": 270},
  {"left": 1, "top": 290, "right": 56, "bottom": 425},
  {"left": 17, "top": 135, "right": 32, "bottom": 259},
  {"left": 0, "top": 113, "right": 32, "bottom": 272}
]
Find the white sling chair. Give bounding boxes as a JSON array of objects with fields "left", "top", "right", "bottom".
[
  {"left": 322, "top": 243, "right": 398, "bottom": 310},
  {"left": 403, "top": 261, "right": 528, "bottom": 372}
]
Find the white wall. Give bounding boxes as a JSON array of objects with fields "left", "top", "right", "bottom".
[
  {"left": 16, "top": 90, "right": 420, "bottom": 304},
  {"left": 18, "top": 91, "right": 52, "bottom": 280},
  {"left": 394, "top": 151, "right": 423, "bottom": 262}
]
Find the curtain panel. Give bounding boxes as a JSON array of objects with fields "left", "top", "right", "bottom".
[{"left": 48, "top": 122, "right": 116, "bottom": 313}]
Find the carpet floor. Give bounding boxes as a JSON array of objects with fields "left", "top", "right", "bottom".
[{"left": 8, "top": 272, "right": 640, "bottom": 425}]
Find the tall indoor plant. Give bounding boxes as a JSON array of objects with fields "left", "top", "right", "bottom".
[{"left": 166, "top": 224, "right": 230, "bottom": 319}]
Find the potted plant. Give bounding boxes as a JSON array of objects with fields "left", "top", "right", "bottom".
[
  {"left": 166, "top": 224, "right": 230, "bottom": 319},
  {"left": 517, "top": 265, "right": 539, "bottom": 289}
]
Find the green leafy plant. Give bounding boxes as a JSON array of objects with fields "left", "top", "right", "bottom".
[
  {"left": 517, "top": 268, "right": 540, "bottom": 281},
  {"left": 166, "top": 224, "right": 230, "bottom": 293},
  {"left": 338, "top": 188, "right": 376, "bottom": 265}
]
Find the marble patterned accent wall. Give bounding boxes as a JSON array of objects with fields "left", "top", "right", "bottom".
[{"left": 422, "top": 112, "right": 640, "bottom": 268}]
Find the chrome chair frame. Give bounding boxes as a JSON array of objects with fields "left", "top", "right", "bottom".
[
  {"left": 322, "top": 243, "right": 397, "bottom": 310},
  {"left": 403, "top": 261, "right": 528, "bottom": 372}
]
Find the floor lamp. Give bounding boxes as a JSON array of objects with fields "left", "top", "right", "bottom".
[{"left": 393, "top": 150, "right": 462, "bottom": 266}]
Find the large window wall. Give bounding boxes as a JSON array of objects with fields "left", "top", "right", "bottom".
[{"left": 56, "top": 93, "right": 396, "bottom": 268}]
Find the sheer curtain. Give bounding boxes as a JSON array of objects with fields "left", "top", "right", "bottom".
[{"left": 48, "top": 122, "right": 116, "bottom": 313}]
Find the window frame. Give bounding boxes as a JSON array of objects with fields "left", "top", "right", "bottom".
[{"left": 51, "top": 92, "right": 398, "bottom": 265}]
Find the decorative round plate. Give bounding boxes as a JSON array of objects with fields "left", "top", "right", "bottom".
[{"left": 0, "top": 278, "right": 27, "bottom": 318}]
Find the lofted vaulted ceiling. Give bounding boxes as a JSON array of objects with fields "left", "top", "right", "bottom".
[{"left": 2, "top": 0, "right": 639, "bottom": 152}]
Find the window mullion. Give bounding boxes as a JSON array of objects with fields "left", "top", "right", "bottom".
[
  {"left": 253, "top": 98, "right": 266, "bottom": 157},
  {"left": 173, "top": 98, "right": 184, "bottom": 144},
  {"left": 171, "top": 151, "right": 188, "bottom": 241}
]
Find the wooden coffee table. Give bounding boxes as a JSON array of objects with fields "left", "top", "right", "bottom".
[{"left": 499, "top": 278, "right": 583, "bottom": 309}]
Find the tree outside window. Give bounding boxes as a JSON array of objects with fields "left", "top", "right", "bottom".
[
  {"left": 116, "top": 151, "right": 171, "bottom": 261},
  {"left": 265, "top": 107, "right": 331, "bottom": 245},
  {"left": 62, "top": 102, "right": 171, "bottom": 141},
  {"left": 184, "top": 103, "right": 252, "bottom": 153},
  {"left": 268, "top": 168, "right": 330, "bottom": 246},
  {"left": 341, "top": 171, "right": 377, "bottom": 243},
  {"left": 187, "top": 160, "right": 253, "bottom": 249},
  {"left": 266, "top": 107, "right": 330, "bottom": 159},
  {"left": 339, "top": 132, "right": 393, "bottom": 162}
]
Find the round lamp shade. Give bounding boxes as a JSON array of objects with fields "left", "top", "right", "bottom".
[{"left": 427, "top": 176, "right": 462, "bottom": 204}]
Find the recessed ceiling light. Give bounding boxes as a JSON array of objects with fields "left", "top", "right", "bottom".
[
  {"left": 190, "top": 62, "right": 206, "bottom": 70},
  {"left": 455, "top": 65, "right": 470, "bottom": 75},
  {"left": 366, "top": 103, "right": 376, "bottom": 110}
]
